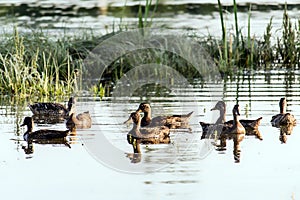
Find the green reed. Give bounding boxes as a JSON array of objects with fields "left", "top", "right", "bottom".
[
  {"left": 214, "top": 1, "right": 299, "bottom": 78},
  {"left": 1, "top": 2, "right": 300, "bottom": 99},
  {"left": 0, "top": 28, "right": 82, "bottom": 99}
]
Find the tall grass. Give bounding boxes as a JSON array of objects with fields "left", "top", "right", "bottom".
[
  {"left": 212, "top": 1, "right": 299, "bottom": 78},
  {"left": 1, "top": 1, "right": 300, "bottom": 99},
  {"left": 0, "top": 28, "right": 83, "bottom": 100}
]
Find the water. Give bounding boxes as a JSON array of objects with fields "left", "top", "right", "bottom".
[
  {"left": 1, "top": 70, "right": 300, "bottom": 199},
  {"left": 0, "top": 0, "right": 299, "bottom": 37},
  {"left": 1, "top": 1, "right": 300, "bottom": 199}
]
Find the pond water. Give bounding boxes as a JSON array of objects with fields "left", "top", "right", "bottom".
[
  {"left": 1, "top": 70, "right": 300, "bottom": 199},
  {"left": 0, "top": 0, "right": 299, "bottom": 38},
  {"left": 1, "top": 0, "right": 300, "bottom": 199}
]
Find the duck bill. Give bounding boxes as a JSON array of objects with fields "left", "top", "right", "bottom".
[
  {"left": 211, "top": 105, "right": 219, "bottom": 111},
  {"left": 123, "top": 115, "right": 133, "bottom": 125},
  {"left": 136, "top": 108, "right": 142, "bottom": 113}
]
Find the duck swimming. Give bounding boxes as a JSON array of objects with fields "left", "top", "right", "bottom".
[
  {"left": 125, "top": 112, "right": 170, "bottom": 141},
  {"left": 66, "top": 111, "right": 92, "bottom": 131},
  {"left": 200, "top": 101, "right": 262, "bottom": 139},
  {"left": 135, "top": 103, "right": 193, "bottom": 129},
  {"left": 21, "top": 117, "right": 69, "bottom": 141},
  {"left": 219, "top": 104, "right": 246, "bottom": 147},
  {"left": 271, "top": 97, "right": 296, "bottom": 126},
  {"left": 28, "top": 97, "right": 75, "bottom": 117}
]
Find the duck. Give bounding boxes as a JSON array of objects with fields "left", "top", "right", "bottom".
[
  {"left": 271, "top": 97, "right": 296, "bottom": 126},
  {"left": 219, "top": 104, "right": 246, "bottom": 148},
  {"left": 66, "top": 111, "right": 92, "bottom": 131},
  {"left": 135, "top": 103, "right": 193, "bottom": 129},
  {"left": 21, "top": 117, "right": 69, "bottom": 141},
  {"left": 200, "top": 101, "right": 227, "bottom": 139},
  {"left": 200, "top": 101, "right": 262, "bottom": 139},
  {"left": 125, "top": 112, "right": 170, "bottom": 141},
  {"left": 28, "top": 97, "right": 75, "bottom": 117}
]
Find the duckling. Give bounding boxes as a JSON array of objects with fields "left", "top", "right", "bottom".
[
  {"left": 21, "top": 117, "right": 69, "bottom": 141},
  {"left": 66, "top": 111, "right": 92, "bottom": 131},
  {"left": 28, "top": 97, "right": 75, "bottom": 117},
  {"left": 125, "top": 112, "right": 170, "bottom": 140},
  {"left": 136, "top": 103, "right": 193, "bottom": 129},
  {"left": 271, "top": 97, "right": 296, "bottom": 126}
]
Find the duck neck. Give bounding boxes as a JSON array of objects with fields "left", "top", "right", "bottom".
[
  {"left": 144, "top": 109, "right": 151, "bottom": 120},
  {"left": 216, "top": 107, "right": 226, "bottom": 124},
  {"left": 233, "top": 113, "right": 239, "bottom": 126},
  {"left": 23, "top": 123, "right": 33, "bottom": 141},
  {"left": 280, "top": 103, "right": 286, "bottom": 114},
  {"left": 26, "top": 123, "right": 34, "bottom": 133},
  {"left": 131, "top": 116, "right": 142, "bottom": 137}
]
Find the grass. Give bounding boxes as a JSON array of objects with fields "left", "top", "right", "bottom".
[{"left": 0, "top": 1, "right": 300, "bottom": 99}]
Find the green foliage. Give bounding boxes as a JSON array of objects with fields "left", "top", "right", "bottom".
[{"left": 0, "top": 27, "right": 83, "bottom": 98}]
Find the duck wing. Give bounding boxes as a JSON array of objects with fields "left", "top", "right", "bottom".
[
  {"left": 30, "top": 129, "right": 69, "bottom": 139},
  {"left": 29, "top": 103, "right": 67, "bottom": 116}
]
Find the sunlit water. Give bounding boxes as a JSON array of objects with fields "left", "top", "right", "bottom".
[
  {"left": 1, "top": 71, "right": 300, "bottom": 199},
  {"left": 0, "top": 0, "right": 299, "bottom": 38},
  {"left": 1, "top": 0, "right": 300, "bottom": 199}
]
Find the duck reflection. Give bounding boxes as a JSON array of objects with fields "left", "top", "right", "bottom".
[
  {"left": 22, "top": 137, "right": 71, "bottom": 156},
  {"left": 278, "top": 124, "right": 295, "bottom": 144},
  {"left": 20, "top": 116, "right": 72, "bottom": 156},
  {"left": 126, "top": 134, "right": 171, "bottom": 164},
  {"left": 214, "top": 105, "right": 246, "bottom": 163},
  {"left": 217, "top": 133, "right": 244, "bottom": 163}
]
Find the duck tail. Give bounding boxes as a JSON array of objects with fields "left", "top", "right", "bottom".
[
  {"left": 249, "top": 117, "right": 263, "bottom": 127},
  {"left": 185, "top": 111, "right": 194, "bottom": 119}
]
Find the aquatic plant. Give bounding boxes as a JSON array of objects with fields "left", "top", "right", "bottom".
[
  {"left": 0, "top": 28, "right": 83, "bottom": 99},
  {"left": 1, "top": 1, "right": 300, "bottom": 99}
]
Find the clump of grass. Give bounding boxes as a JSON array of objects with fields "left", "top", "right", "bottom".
[
  {"left": 260, "top": 17, "right": 273, "bottom": 70},
  {"left": 276, "top": 4, "right": 298, "bottom": 68},
  {"left": 213, "top": 1, "right": 299, "bottom": 78},
  {"left": 0, "top": 28, "right": 84, "bottom": 99}
]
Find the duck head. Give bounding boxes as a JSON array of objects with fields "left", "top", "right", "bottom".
[
  {"left": 211, "top": 101, "right": 226, "bottom": 124},
  {"left": 21, "top": 117, "right": 34, "bottom": 141},
  {"left": 136, "top": 103, "right": 151, "bottom": 113},
  {"left": 279, "top": 97, "right": 287, "bottom": 114},
  {"left": 232, "top": 104, "right": 241, "bottom": 117},
  {"left": 124, "top": 112, "right": 141, "bottom": 126},
  {"left": 21, "top": 117, "right": 34, "bottom": 131},
  {"left": 211, "top": 101, "right": 226, "bottom": 112}
]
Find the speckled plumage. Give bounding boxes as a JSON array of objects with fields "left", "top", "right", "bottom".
[
  {"left": 28, "top": 97, "right": 75, "bottom": 117},
  {"left": 136, "top": 103, "right": 193, "bottom": 129}
]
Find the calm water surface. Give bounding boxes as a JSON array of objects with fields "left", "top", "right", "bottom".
[
  {"left": 0, "top": 0, "right": 299, "bottom": 37},
  {"left": 1, "top": 71, "right": 300, "bottom": 199},
  {"left": 1, "top": 0, "right": 300, "bottom": 199}
]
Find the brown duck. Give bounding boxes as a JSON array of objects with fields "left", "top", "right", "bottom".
[
  {"left": 66, "top": 111, "right": 92, "bottom": 131},
  {"left": 125, "top": 112, "right": 170, "bottom": 141},
  {"left": 136, "top": 103, "right": 193, "bottom": 129},
  {"left": 217, "top": 104, "right": 246, "bottom": 160},
  {"left": 200, "top": 101, "right": 262, "bottom": 139},
  {"left": 271, "top": 97, "right": 296, "bottom": 126}
]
